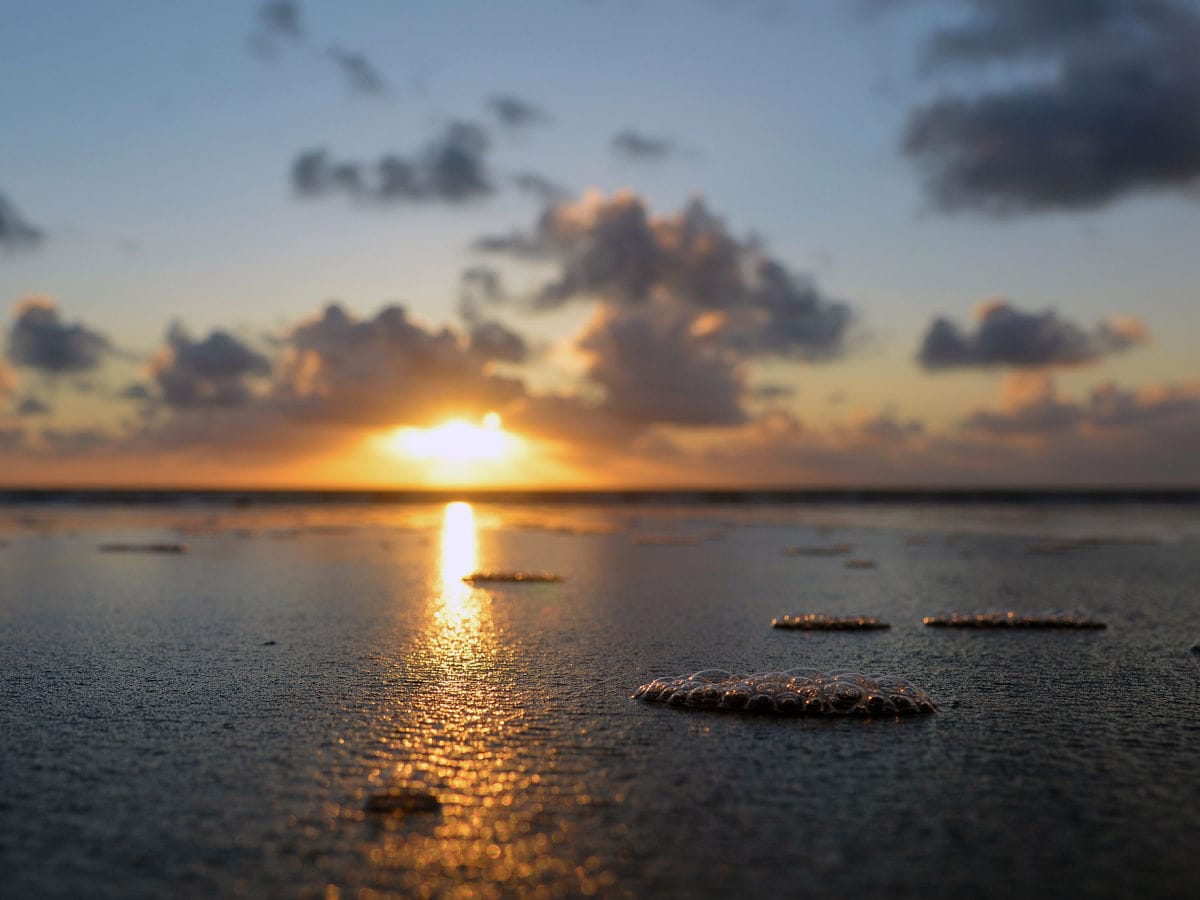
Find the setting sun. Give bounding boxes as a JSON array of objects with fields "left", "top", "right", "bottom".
[{"left": 385, "top": 413, "right": 520, "bottom": 464}]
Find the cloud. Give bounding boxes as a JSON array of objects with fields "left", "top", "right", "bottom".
[
  {"left": 511, "top": 171, "right": 571, "bottom": 203},
  {"left": 949, "top": 376, "right": 1200, "bottom": 481},
  {"left": 39, "top": 426, "right": 112, "bottom": 455},
  {"left": 479, "top": 190, "right": 854, "bottom": 358},
  {"left": 0, "top": 192, "right": 44, "bottom": 250},
  {"left": 487, "top": 94, "right": 551, "bottom": 128},
  {"left": 903, "top": 0, "right": 1200, "bottom": 213},
  {"left": 456, "top": 267, "right": 528, "bottom": 364},
  {"left": 292, "top": 121, "right": 494, "bottom": 204},
  {"left": 578, "top": 303, "right": 747, "bottom": 426},
  {"left": 611, "top": 129, "right": 690, "bottom": 162},
  {"left": 149, "top": 324, "right": 272, "bottom": 409},
  {"left": 327, "top": 46, "right": 387, "bottom": 95},
  {"left": 458, "top": 266, "right": 506, "bottom": 310},
  {"left": 918, "top": 299, "right": 1147, "bottom": 370},
  {"left": 6, "top": 298, "right": 111, "bottom": 373},
  {"left": 257, "top": 1, "right": 305, "bottom": 42},
  {"left": 15, "top": 395, "right": 51, "bottom": 416},
  {"left": 273, "top": 302, "right": 523, "bottom": 426},
  {"left": 477, "top": 189, "right": 854, "bottom": 427}
]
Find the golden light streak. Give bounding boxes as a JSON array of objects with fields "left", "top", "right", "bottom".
[{"left": 429, "top": 501, "right": 493, "bottom": 667}]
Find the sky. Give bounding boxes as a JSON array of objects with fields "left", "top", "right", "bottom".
[{"left": 1, "top": 0, "right": 1198, "bottom": 488}]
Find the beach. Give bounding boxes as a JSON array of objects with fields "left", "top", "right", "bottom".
[{"left": 2, "top": 496, "right": 1199, "bottom": 898}]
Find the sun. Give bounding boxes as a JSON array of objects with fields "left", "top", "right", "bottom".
[{"left": 385, "top": 412, "right": 520, "bottom": 464}]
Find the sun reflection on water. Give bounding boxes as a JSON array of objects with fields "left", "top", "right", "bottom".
[
  {"left": 430, "top": 501, "right": 495, "bottom": 669},
  {"left": 353, "top": 502, "right": 614, "bottom": 895}
]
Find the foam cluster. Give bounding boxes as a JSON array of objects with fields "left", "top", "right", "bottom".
[
  {"left": 771, "top": 614, "right": 889, "bottom": 630},
  {"left": 462, "top": 571, "right": 563, "bottom": 583},
  {"left": 923, "top": 610, "right": 1105, "bottom": 629},
  {"left": 633, "top": 668, "right": 936, "bottom": 716}
]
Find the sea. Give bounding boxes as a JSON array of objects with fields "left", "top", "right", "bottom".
[{"left": 1, "top": 490, "right": 1198, "bottom": 898}]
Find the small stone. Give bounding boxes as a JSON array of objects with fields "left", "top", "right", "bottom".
[{"left": 261, "top": 640, "right": 277, "bottom": 646}]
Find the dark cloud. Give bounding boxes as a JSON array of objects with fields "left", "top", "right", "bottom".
[
  {"left": 918, "top": 300, "right": 1147, "bottom": 370},
  {"left": 273, "top": 303, "right": 522, "bottom": 426},
  {"left": 257, "top": 1, "right": 305, "bottom": 41},
  {"left": 477, "top": 190, "right": 854, "bottom": 426},
  {"left": 511, "top": 172, "right": 571, "bottom": 203},
  {"left": 960, "top": 379, "right": 1200, "bottom": 476},
  {"left": 903, "top": 0, "right": 1200, "bottom": 213},
  {"left": 0, "top": 192, "right": 44, "bottom": 250},
  {"left": 15, "top": 395, "right": 51, "bottom": 416},
  {"left": 458, "top": 266, "right": 506, "bottom": 310},
  {"left": 6, "top": 299, "right": 111, "bottom": 374},
  {"left": 292, "top": 121, "right": 494, "bottom": 204},
  {"left": 150, "top": 324, "right": 272, "bottom": 409},
  {"left": 456, "top": 268, "right": 528, "bottom": 364},
  {"left": 328, "top": 46, "right": 387, "bottom": 95},
  {"left": 119, "top": 382, "right": 155, "bottom": 403},
  {"left": 578, "top": 304, "right": 746, "bottom": 426},
  {"left": 467, "top": 320, "right": 529, "bottom": 364},
  {"left": 611, "top": 129, "right": 689, "bottom": 162},
  {"left": 478, "top": 191, "right": 854, "bottom": 359},
  {"left": 487, "top": 95, "right": 551, "bottom": 128}
]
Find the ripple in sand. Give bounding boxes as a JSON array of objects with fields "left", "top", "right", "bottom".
[
  {"left": 784, "top": 544, "right": 852, "bottom": 557},
  {"left": 98, "top": 543, "right": 188, "bottom": 554},
  {"left": 631, "top": 534, "right": 705, "bottom": 546},
  {"left": 462, "top": 571, "right": 563, "bottom": 584},
  {"left": 771, "top": 614, "right": 889, "bottom": 630},
  {"left": 634, "top": 668, "right": 936, "bottom": 716},
  {"left": 923, "top": 610, "right": 1105, "bottom": 629}
]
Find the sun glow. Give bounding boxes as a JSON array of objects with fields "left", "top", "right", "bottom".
[{"left": 387, "top": 413, "right": 520, "bottom": 464}]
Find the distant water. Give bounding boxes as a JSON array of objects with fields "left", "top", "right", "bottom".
[{"left": 2, "top": 496, "right": 1198, "bottom": 897}]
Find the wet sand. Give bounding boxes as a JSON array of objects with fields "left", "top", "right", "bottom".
[{"left": 2, "top": 499, "right": 1199, "bottom": 897}]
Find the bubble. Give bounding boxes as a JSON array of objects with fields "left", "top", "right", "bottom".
[
  {"left": 772, "top": 614, "right": 889, "bottom": 630},
  {"left": 634, "top": 669, "right": 936, "bottom": 716},
  {"left": 462, "top": 571, "right": 563, "bottom": 583},
  {"left": 923, "top": 610, "right": 1106, "bottom": 629}
]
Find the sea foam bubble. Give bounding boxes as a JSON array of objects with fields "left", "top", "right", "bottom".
[
  {"left": 923, "top": 610, "right": 1105, "bottom": 628},
  {"left": 633, "top": 668, "right": 936, "bottom": 716}
]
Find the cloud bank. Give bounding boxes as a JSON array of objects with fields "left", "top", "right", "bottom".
[{"left": 903, "top": 0, "right": 1200, "bottom": 213}]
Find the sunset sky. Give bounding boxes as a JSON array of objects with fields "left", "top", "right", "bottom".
[{"left": 1, "top": 0, "right": 1198, "bottom": 487}]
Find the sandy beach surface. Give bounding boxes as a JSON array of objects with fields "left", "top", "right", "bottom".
[{"left": 2, "top": 498, "right": 1199, "bottom": 898}]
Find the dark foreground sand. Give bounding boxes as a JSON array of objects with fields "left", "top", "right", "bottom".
[{"left": 2, "top": 499, "right": 1198, "bottom": 898}]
